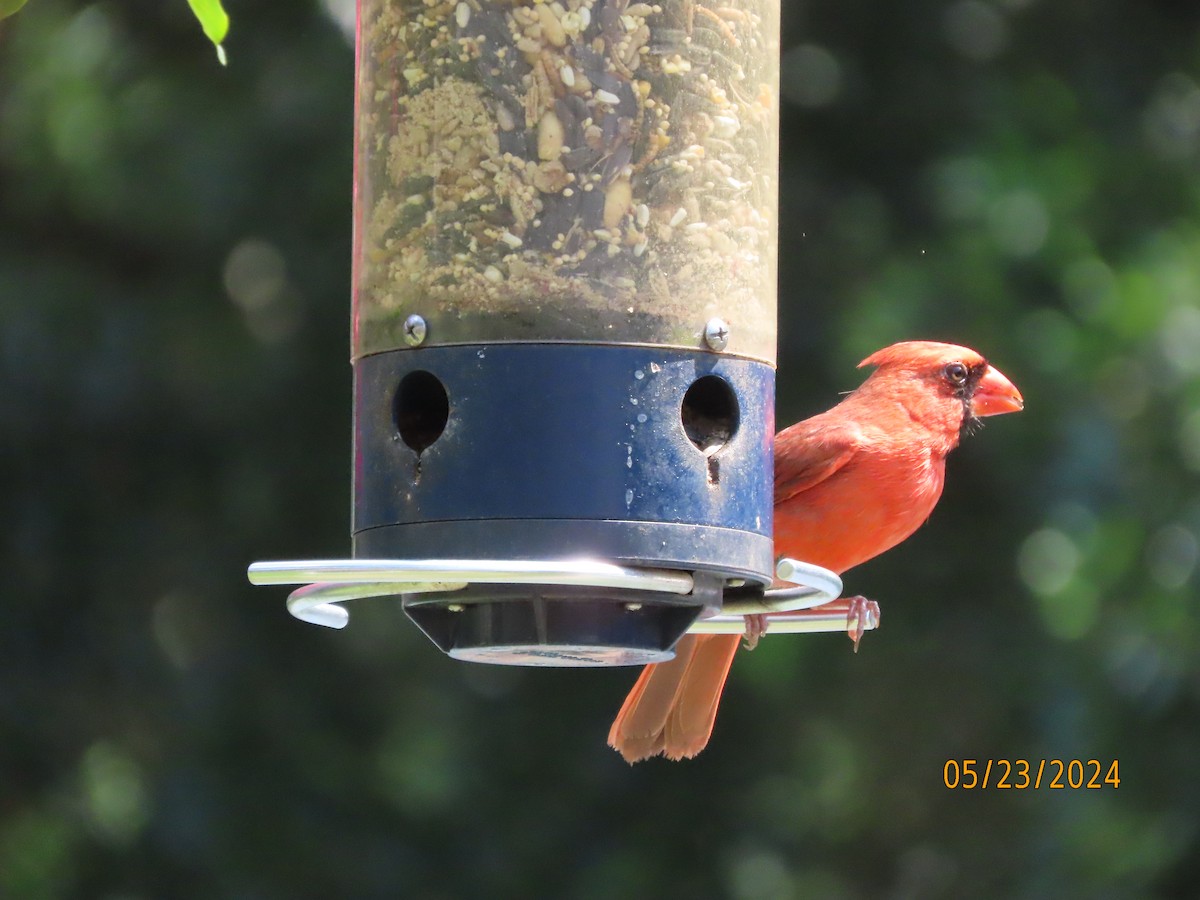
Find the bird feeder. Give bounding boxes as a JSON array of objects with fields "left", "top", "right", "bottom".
[{"left": 249, "top": 0, "right": 869, "bottom": 663}]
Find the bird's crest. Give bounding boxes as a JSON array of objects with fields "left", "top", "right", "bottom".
[{"left": 858, "top": 340, "right": 986, "bottom": 372}]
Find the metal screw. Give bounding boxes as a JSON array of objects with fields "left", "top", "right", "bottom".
[
  {"left": 403, "top": 314, "right": 427, "bottom": 347},
  {"left": 704, "top": 317, "right": 730, "bottom": 351}
]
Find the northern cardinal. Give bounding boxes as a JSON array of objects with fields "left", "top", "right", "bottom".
[{"left": 608, "top": 341, "right": 1023, "bottom": 763}]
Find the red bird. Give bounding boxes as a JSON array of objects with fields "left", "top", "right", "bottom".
[{"left": 608, "top": 341, "right": 1024, "bottom": 763}]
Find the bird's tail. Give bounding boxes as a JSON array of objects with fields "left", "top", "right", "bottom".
[{"left": 607, "top": 633, "right": 741, "bottom": 763}]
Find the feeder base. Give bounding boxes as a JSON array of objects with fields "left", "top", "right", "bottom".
[
  {"left": 404, "top": 585, "right": 705, "bottom": 667},
  {"left": 354, "top": 343, "right": 776, "bottom": 581}
]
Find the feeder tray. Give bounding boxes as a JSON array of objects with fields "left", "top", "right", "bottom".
[{"left": 247, "top": 556, "right": 873, "bottom": 666}]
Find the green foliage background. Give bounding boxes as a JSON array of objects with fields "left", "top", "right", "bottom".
[{"left": 4, "top": 0, "right": 1200, "bottom": 896}]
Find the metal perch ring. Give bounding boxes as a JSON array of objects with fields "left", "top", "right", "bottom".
[{"left": 246, "top": 556, "right": 872, "bottom": 636}]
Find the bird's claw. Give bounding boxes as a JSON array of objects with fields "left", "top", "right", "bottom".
[
  {"left": 845, "top": 596, "right": 880, "bottom": 653},
  {"left": 742, "top": 613, "right": 768, "bottom": 651}
]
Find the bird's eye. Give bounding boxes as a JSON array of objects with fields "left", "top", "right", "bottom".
[{"left": 944, "top": 362, "right": 969, "bottom": 384}]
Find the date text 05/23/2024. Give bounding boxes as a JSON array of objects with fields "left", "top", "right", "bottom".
[{"left": 943, "top": 759, "right": 1120, "bottom": 790}]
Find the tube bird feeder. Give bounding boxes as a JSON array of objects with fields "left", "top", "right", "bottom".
[{"left": 249, "top": 0, "right": 866, "bottom": 663}]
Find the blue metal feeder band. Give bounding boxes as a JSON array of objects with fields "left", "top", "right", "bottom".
[{"left": 352, "top": 343, "right": 775, "bottom": 584}]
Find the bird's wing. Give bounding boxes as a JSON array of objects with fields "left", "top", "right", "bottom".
[{"left": 773, "top": 418, "right": 865, "bottom": 505}]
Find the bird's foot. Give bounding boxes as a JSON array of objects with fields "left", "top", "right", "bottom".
[
  {"left": 845, "top": 596, "right": 880, "bottom": 653},
  {"left": 742, "top": 613, "right": 768, "bottom": 651}
]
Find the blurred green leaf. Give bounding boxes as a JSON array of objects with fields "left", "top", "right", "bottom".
[
  {"left": 0, "top": 0, "right": 30, "bottom": 19},
  {"left": 186, "top": 0, "right": 230, "bottom": 65}
]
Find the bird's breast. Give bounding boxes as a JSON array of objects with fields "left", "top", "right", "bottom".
[{"left": 773, "top": 447, "right": 947, "bottom": 575}]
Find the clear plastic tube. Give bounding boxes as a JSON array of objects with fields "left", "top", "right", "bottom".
[{"left": 352, "top": 0, "right": 779, "bottom": 361}]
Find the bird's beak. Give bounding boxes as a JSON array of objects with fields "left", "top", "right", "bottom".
[{"left": 971, "top": 365, "right": 1024, "bottom": 417}]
